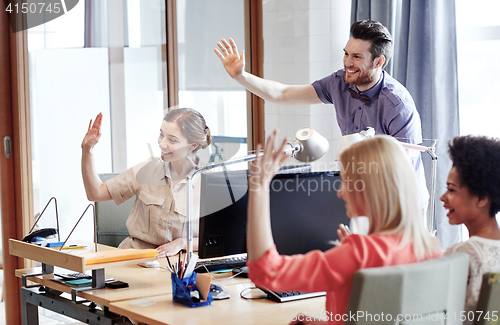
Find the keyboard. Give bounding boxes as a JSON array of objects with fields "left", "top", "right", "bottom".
[
  {"left": 194, "top": 255, "right": 247, "bottom": 273},
  {"left": 259, "top": 287, "right": 326, "bottom": 303},
  {"left": 54, "top": 272, "right": 92, "bottom": 281}
]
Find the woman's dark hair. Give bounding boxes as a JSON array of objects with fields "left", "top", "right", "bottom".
[
  {"left": 350, "top": 20, "right": 393, "bottom": 69},
  {"left": 164, "top": 108, "right": 212, "bottom": 153},
  {"left": 448, "top": 135, "right": 500, "bottom": 217}
]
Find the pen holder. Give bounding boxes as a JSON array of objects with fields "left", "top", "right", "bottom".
[{"left": 171, "top": 272, "right": 213, "bottom": 308}]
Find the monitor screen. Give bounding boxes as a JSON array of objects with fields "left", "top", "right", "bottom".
[
  {"left": 269, "top": 171, "right": 348, "bottom": 255},
  {"left": 198, "top": 170, "right": 349, "bottom": 259},
  {"left": 198, "top": 170, "right": 249, "bottom": 258}
]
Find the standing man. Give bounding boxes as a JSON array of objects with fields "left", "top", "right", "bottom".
[{"left": 214, "top": 19, "right": 429, "bottom": 212}]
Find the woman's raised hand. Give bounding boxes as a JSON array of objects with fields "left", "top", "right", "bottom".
[
  {"left": 249, "top": 130, "right": 290, "bottom": 192},
  {"left": 214, "top": 38, "right": 245, "bottom": 79},
  {"left": 81, "top": 113, "right": 103, "bottom": 151}
]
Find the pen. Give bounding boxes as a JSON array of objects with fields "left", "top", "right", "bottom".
[
  {"left": 166, "top": 255, "right": 173, "bottom": 270},
  {"left": 178, "top": 251, "right": 183, "bottom": 277},
  {"left": 52, "top": 245, "right": 86, "bottom": 250},
  {"left": 179, "top": 261, "right": 185, "bottom": 278}
]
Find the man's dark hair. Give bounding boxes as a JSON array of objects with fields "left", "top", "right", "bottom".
[
  {"left": 350, "top": 20, "right": 393, "bottom": 69},
  {"left": 448, "top": 135, "right": 500, "bottom": 217}
]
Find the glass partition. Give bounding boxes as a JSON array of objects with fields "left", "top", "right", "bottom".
[
  {"left": 28, "top": 0, "right": 167, "bottom": 241},
  {"left": 176, "top": 0, "right": 248, "bottom": 169}
]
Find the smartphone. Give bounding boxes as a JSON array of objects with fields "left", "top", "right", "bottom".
[{"left": 106, "top": 280, "right": 129, "bottom": 289}]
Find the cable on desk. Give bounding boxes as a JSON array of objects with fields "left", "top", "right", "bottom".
[
  {"left": 240, "top": 287, "right": 267, "bottom": 301},
  {"left": 193, "top": 265, "right": 245, "bottom": 281}
]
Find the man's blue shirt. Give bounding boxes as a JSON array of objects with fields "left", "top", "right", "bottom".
[{"left": 312, "top": 69, "right": 429, "bottom": 208}]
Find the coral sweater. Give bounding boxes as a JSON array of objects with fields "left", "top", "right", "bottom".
[{"left": 247, "top": 234, "right": 442, "bottom": 324}]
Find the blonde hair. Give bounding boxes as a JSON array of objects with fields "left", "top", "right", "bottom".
[
  {"left": 340, "top": 135, "right": 440, "bottom": 259},
  {"left": 164, "top": 108, "right": 212, "bottom": 153}
]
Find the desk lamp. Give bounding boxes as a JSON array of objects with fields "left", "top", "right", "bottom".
[
  {"left": 335, "top": 127, "right": 438, "bottom": 234},
  {"left": 184, "top": 127, "right": 329, "bottom": 263}
]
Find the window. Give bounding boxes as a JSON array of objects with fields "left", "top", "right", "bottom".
[
  {"left": 176, "top": 0, "right": 248, "bottom": 169},
  {"left": 455, "top": 0, "right": 500, "bottom": 236},
  {"left": 27, "top": 0, "right": 255, "bottom": 241},
  {"left": 456, "top": 0, "right": 500, "bottom": 138}
]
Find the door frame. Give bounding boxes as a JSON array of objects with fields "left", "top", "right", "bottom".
[{"left": 0, "top": 8, "right": 34, "bottom": 324}]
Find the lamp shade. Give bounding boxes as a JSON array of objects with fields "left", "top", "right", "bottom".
[
  {"left": 335, "top": 133, "right": 364, "bottom": 160},
  {"left": 290, "top": 127, "right": 329, "bottom": 162},
  {"left": 335, "top": 127, "right": 376, "bottom": 161}
]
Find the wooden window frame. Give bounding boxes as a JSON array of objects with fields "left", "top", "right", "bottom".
[
  {"left": 165, "top": 0, "right": 264, "bottom": 148},
  {"left": 0, "top": 9, "right": 34, "bottom": 324},
  {"left": 245, "top": 0, "right": 265, "bottom": 148}
]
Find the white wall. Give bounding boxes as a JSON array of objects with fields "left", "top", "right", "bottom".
[
  {"left": 263, "top": 0, "right": 351, "bottom": 171},
  {"left": 124, "top": 47, "right": 164, "bottom": 166},
  {"left": 30, "top": 48, "right": 112, "bottom": 241}
]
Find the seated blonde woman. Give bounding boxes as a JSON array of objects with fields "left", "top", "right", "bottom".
[
  {"left": 81, "top": 108, "right": 211, "bottom": 257},
  {"left": 246, "top": 132, "right": 442, "bottom": 325},
  {"left": 441, "top": 135, "right": 500, "bottom": 324}
]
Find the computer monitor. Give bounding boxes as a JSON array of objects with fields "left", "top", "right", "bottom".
[
  {"left": 198, "top": 169, "right": 249, "bottom": 258},
  {"left": 197, "top": 169, "right": 349, "bottom": 259},
  {"left": 269, "top": 171, "right": 348, "bottom": 255}
]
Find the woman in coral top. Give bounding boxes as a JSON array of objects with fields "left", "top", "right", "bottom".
[{"left": 246, "top": 132, "right": 442, "bottom": 325}]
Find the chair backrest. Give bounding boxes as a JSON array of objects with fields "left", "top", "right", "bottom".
[
  {"left": 346, "top": 252, "right": 470, "bottom": 325},
  {"left": 474, "top": 272, "right": 500, "bottom": 325},
  {"left": 95, "top": 173, "right": 134, "bottom": 247}
]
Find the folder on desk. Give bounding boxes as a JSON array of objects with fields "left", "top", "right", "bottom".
[
  {"left": 9, "top": 239, "right": 159, "bottom": 274},
  {"left": 82, "top": 249, "right": 158, "bottom": 265}
]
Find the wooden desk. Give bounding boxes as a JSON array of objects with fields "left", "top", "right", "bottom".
[
  {"left": 12, "top": 240, "right": 326, "bottom": 325},
  {"left": 109, "top": 281, "right": 326, "bottom": 325},
  {"left": 16, "top": 260, "right": 254, "bottom": 306},
  {"left": 16, "top": 259, "right": 172, "bottom": 306},
  {"left": 17, "top": 264, "right": 326, "bottom": 325}
]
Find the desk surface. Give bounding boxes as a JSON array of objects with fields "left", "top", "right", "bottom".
[
  {"left": 16, "top": 258, "right": 252, "bottom": 306},
  {"left": 17, "top": 255, "right": 326, "bottom": 325},
  {"left": 109, "top": 282, "right": 326, "bottom": 325},
  {"left": 16, "top": 258, "right": 175, "bottom": 306}
]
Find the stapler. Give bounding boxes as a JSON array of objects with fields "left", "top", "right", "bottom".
[{"left": 22, "top": 228, "right": 58, "bottom": 243}]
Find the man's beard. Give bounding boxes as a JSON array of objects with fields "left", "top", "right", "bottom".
[{"left": 344, "top": 70, "right": 375, "bottom": 88}]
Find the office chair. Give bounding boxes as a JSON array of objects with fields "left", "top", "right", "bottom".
[
  {"left": 346, "top": 252, "right": 470, "bottom": 325},
  {"left": 94, "top": 173, "right": 134, "bottom": 247},
  {"left": 474, "top": 272, "right": 500, "bottom": 325}
]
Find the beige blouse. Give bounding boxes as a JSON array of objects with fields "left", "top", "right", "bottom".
[{"left": 106, "top": 157, "right": 200, "bottom": 249}]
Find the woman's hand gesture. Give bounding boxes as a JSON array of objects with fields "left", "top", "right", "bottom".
[
  {"left": 249, "top": 130, "right": 290, "bottom": 192},
  {"left": 81, "top": 113, "right": 103, "bottom": 152}
]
